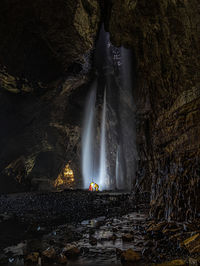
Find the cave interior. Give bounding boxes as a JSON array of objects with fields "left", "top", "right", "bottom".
[{"left": 0, "top": 0, "right": 199, "bottom": 265}]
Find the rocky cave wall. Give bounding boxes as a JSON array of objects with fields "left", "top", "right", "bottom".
[
  {"left": 0, "top": 0, "right": 101, "bottom": 192},
  {"left": 0, "top": 0, "right": 200, "bottom": 221},
  {"left": 105, "top": 0, "right": 200, "bottom": 221}
]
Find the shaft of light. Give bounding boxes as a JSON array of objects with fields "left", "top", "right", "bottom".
[
  {"left": 99, "top": 89, "right": 107, "bottom": 190},
  {"left": 82, "top": 81, "right": 97, "bottom": 188}
]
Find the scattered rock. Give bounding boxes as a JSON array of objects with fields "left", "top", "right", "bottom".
[{"left": 121, "top": 248, "right": 141, "bottom": 263}]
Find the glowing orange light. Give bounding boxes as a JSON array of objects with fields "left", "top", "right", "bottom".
[{"left": 54, "top": 164, "right": 74, "bottom": 188}]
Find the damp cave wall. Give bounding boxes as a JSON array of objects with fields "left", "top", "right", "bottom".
[
  {"left": 0, "top": 0, "right": 199, "bottom": 221},
  {"left": 105, "top": 0, "right": 200, "bottom": 221}
]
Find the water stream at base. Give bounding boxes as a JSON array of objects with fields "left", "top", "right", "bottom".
[{"left": 63, "top": 212, "right": 147, "bottom": 266}]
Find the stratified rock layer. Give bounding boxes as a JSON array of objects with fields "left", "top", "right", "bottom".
[{"left": 107, "top": 0, "right": 200, "bottom": 220}]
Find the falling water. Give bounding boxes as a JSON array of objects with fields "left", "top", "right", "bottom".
[
  {"left": 82, "top": 25, "right": 137, "bottom": 191},
  {"left": 99, "top": 89, "right": 107, "bottom": 190},
  {"left": 115, "top": 145, "right": 125, "bottom": 189},
  {"left": 82, "top": 81, "right": 97, "bottom": 189}
]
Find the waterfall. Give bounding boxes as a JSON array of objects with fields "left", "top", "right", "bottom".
[
  {"left": 99, "top": 89, "right": 107, "bottom": 190},
  {"left": 82, "top": 81, "right": 97, "bottom": 189},
  {"left": 82, "top": 25, "right": 137, "bottom": 191},
  {"left": 115, "top": 145, "right": 125, "bottom": 190}
]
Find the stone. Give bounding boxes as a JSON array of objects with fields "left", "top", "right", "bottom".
[
  {"left": 154, "top": 259, "right": 186, "bottom": 266},
  {"left": 57, "top": 254, "right": 68, "bottom": 264},
  {"left": 181, "top": 233, "right": 200, "bottom": 254},
  {"left": 188, "top": 257, "right": 198, "bottom": 266},
  {"left": 116, "top": 248, "right": 123, "bottom": 257},
  {"left": 0, "top": 254, "right": 8, "bottom": 264},
  {"left": 89, "top": 236, "right": 97, "bottom": 245},
  {"left": 42, "top": 247, "right": 56, "bottom": 260},
  {"left": 122, "top": 233, "right": 134, "bottom": 242},
  {"left": 147, "top": 222, "right": 166, "bottom": 232},
  {"left": 109, "top": 234, "right": 117, "bottom": 241},
  {"left": 25, "top": 252, "right": 40, "bottom": 263},
  {"left": 63, "top": 246, "right": 80, "bottom": 258},
  {"left": 144, "top": 240, "right": 154, "bottom": 247},
  {"left": 121, "top": 248, "right": 141, "bottom": 263}
]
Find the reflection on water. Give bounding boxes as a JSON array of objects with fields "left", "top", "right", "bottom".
[
  {"left": 69, "top": 212, "right": 147, "bottom": 266},
  {"left": 4, "top": 212, "right": 147, "bottom": 266}
]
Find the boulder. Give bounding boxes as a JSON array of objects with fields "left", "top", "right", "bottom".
[
  {"left": 25, "top": 252, "right": 40, "bottom": 263},
  {"left": 42, "top": 247, "right": 56, "bottom": 260},
  {"left": 63, "top": 246, "right": 80, "bottom": 258},
  {"left": 57, "top": 254, "right": 68, "bottom": 264},
  {"left": 121, "top": 248, "right": 141, "bottom": 263},
  {"left": 122, "top": 233, "right": 134, "bottom": 242},
  {"left": 181, "top": 233, "right": 200, "bottom": 254},
  {"left": 154, "top": 259, "right": 186, "bottom": 266}
]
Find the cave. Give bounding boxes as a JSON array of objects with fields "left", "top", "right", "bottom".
[{"left": 0, "top": 0, "right": 199, "bottom": 265}]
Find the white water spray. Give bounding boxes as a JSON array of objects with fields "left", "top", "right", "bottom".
[
  {"left": 82, "top": 81, "right": 97, "bottom": 188},
  {"left": 115, "top": 145, "right": 125, "bottom": 189},
  {"left": 99, "top": 89, "right": 107, "bottom": 190}
]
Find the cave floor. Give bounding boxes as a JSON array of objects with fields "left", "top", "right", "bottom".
[{"left": 0, "top": 191, "right": 199, "bottom": 265}]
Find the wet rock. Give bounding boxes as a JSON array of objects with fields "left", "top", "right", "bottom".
[
  {"left": 120, "top": 248, "right": 141, "bottom": 263},
  {"left": 122, "top": 233, "right": 134, "bottom": 242},
  {"left": 147, "top": 222, "right": 167, "bottom": 233},
  {"left": 116, "top": 248, "right": 123, "bottom": 258},
  {"left": 181, "top": 233, "right": 200, "bottom": 254},
  {"left": 42, "top": 247, "right": 56, "bottom": 260},
  {"left": 25, "top": 252, "right": 39, "bottom": 263},
  {"left": 112, "top": 227, "right": 118, "bottom": 233},
  {"left": 89, "top": 236, "right": 97, "bottom": 246},
  {"left": 57, "top": 254, "right": 68, "bottom": 264},
  {"left": 80, "top": 247, "right": 89, "bottom": 254},
  {"left": 0, "top": 254, "right": 8, "bottom": 264},
  {"left": 188, "top": 257, "right": 199, "bottom": 266},
  {"left": 4, "top": 242, "right": 26, "bottom": 256},
  {"left": 144, "top": 240, "right": 154, "bottom": 247},
  {"left": 109, "top": 234, "right": 117, "bottom": 241},
  {"left": 154, "top": 259, "right": 186, "bottom": 266},
  {"left": 63, "top": 246, "right": 80, "bottom": 258}
]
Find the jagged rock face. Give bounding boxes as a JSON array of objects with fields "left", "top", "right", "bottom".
[
  {"left": 0, "top": 76, "right": 91, "bottom": 192},
  {"left": 0, "top": 0, "right": 100, "bottom": 83},
  {"left": 0, "top": 0, "right": 100, "bottom": 192},
  {"left": 106, "top": 0, "right": 200, "bottom": 220}
]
